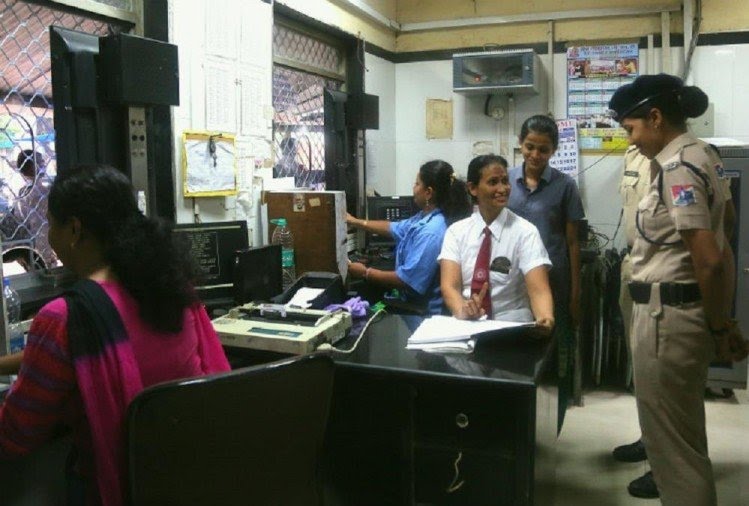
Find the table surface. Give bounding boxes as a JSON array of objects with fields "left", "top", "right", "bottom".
[{"left": 330, "top": 313, "right": 555, "bottom": 388}]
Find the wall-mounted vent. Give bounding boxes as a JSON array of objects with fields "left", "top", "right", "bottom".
[{"left": 453, "top": 49, "right": 541, "bottom": 95}]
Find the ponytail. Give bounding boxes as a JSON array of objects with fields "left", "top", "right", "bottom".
[
  {"left": 108, "top": 215, "right": 199, "bottom": 332},
  {"left": 442, "top": 177, "right": 472, "bottom": 225},
  {"left": 418, "top": 160, "right": 472, "bottom": 225}
]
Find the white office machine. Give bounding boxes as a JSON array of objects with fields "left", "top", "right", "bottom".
[{"left": 213, "top": 303, "right": 352, "bottom": 355}]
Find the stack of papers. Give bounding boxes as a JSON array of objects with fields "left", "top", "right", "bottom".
[{"left": 406, "top": 315, "right": 535, "bottom": 353}]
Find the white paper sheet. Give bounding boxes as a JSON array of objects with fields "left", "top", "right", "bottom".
[
  {"left": 205, "top": 61, "right": 236, "bottom": 132},
  {"left": 205, "top": 0, "right": 237, "bottom": 57},
  {"left": 240, "top": 68, "right": 269, "bottom": 137},
  {"left": 184, "top": 139, "right": 235, "bottom": 194},
  {"left": 286, "top": 287, "right": 325, "bottom": 309},
  {"left": 406, "top": 340, "right": 476, "bottom": 354},
  {"left": 407, "top": 315, "right": 534, "bottom": 345}
]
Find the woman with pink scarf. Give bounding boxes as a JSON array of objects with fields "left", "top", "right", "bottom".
[{"left": 0, "top": 165, "right": 230, "bottom": 506}]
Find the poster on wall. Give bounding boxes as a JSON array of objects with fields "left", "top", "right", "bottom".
[
  {"left": 566, "top": 43, "right": 638, "bottom": 151},
  {"left": 549, "top": 119, "right": 580, "bottom": 181}
]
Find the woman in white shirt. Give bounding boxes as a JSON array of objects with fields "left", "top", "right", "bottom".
[{"left": 439, "top": 154, "right": 555, "bottom": 333}]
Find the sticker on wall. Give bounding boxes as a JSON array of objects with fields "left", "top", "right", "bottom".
[
  {"left": 472, "top": 140, "right": 495, "bottom": 156},
  {"left": 426, "top": 99, "right": 453, "bottom": 140},
  {"left": 292, "top": 193, "right": 306, "bottom": 212}
]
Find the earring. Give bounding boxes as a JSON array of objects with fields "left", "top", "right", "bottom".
[{"left": 426, "top": 198, "right": 431, "bottom": 208}]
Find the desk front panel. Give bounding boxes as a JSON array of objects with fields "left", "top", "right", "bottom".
[{"left": 323, "top": 367, "right": 555, "bottom": 506}]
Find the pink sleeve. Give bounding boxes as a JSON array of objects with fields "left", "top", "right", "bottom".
[{"left": 192, "top": 304, "right": 231, "bottom": 373}]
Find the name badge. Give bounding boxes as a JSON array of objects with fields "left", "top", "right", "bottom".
[{"left": 490, "top": 256, "right": 511, "bottom": 274}]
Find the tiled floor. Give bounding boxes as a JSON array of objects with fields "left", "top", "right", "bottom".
[{"left": 554, "top": 388, "right": 749, "bottom": 505}]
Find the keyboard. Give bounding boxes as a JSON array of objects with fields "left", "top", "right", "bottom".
[{"left": 348, "top": 252, "right": 372, "bottom": 264}]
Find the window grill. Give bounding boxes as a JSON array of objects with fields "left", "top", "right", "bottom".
[
  {"left": 0, "top": 0, "right": 125, "bottom": 270},
  {"left": 272, "top": 22, "right": 344, "bottom": 189}
]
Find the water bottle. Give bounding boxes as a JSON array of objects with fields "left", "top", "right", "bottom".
[
  {"left": 3, "top": 278, "right": 24, "bottom": 353},
  {"left": 271, "top": 218, "right": 296, "bottom": 291}
]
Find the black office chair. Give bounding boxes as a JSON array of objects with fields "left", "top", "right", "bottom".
[{"left": 126, "top": 354, "right": 335, "bottom": 506}]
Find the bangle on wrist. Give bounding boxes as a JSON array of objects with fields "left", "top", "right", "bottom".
[
  {"left": 365, "top": 267, "right": 371, "bottom": 280},
  {"left": 362, "top": 219, "right": 368, "bottom": 228}
]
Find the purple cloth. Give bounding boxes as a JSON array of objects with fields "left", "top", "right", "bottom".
[{"left": 325, "top": 296, "right": 370, "bottom": 318}]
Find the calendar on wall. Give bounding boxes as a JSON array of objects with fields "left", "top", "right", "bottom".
[{"left": 566, "top": 43, "right": 638, "bottom": 152}]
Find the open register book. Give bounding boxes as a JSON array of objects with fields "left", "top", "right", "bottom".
[{"left": 406, "top": 315, "right": 535, "bottom": 353}]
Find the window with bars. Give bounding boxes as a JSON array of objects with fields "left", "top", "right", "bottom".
[
  {"left": 0, "top": 0, "right": 125, "bottom": 270},
  {"left": 272, "top": 22, "right": 345, "bottom": 189}
]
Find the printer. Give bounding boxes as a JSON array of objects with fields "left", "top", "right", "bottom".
[{"left": 213, "top": 302, "right": 352, "bottom": 355}]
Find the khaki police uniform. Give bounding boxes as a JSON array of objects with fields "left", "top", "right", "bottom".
[
  {"left": 619, "top": 146, "right": 652, "bottom": 378},
  {"left": 629, "top": 133, "right": 727, "bottom": 506},
  {"left": 620, "top": 142, "right": 729, "bottom": 380}
]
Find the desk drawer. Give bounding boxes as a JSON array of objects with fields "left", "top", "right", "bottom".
[{"left": 413, "top": 384, "right": 525, "bottom": 453}]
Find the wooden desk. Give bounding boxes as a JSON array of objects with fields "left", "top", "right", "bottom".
[{"left": 322, "top": 314, "right": 557, "bottom": 506}]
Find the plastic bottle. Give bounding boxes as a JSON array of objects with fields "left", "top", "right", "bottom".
[
  {"left": 270, "top": 218, "right": 296, "bottom": 291},
  {"left": 3, "top": 278, "right": 24, "bottom": 353}
]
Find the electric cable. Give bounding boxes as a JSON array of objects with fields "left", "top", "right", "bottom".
[{"left": 322, "top": 308, "right": 386, "bottom": 354}]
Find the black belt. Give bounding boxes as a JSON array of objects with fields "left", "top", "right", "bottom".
[{"left": 628, "top": 282, "right": 701, "bottom": 305}]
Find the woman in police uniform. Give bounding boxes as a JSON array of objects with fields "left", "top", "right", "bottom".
[{"left": 608, "top": 74, "right": 743, "bottom": 505}]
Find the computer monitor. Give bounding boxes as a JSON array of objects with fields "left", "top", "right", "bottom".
[
  {"left": 365, "top": 195, "right": 419, "bottom": 247},
  {"left": 233, "top": 245, "right": 283, "bottom": 304},
  {"left": 172, "top": 221, "right": 249, "bottom": 308}
]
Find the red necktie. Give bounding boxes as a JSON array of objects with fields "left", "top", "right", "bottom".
[{"left": 471, "top": 227, "right": 493, "bottom": 318}]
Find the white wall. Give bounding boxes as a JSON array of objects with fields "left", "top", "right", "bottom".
[
  {"left": 366, "top": 43, "right": 748, "bottom": 249},
  {"left": 391, "top": 59, "right": 548, "bottom": 193},
  {"left": 691, "top": 44, "right": 749, "bottom": 144},
  {"left": 363, "top": 53, "right": 397, "bottom": 196}
]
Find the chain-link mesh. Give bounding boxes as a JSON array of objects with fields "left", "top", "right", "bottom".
[
  {"left": 272, "top": 24, "right": 344, "bottom": 189},
  {"left": 273, "top": 24, "right": 342, "bottom": 76},
  {"left": 0, "top": 0, "right": 123, "bottom": 270}
]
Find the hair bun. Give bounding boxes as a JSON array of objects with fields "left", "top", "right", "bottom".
[{"left": 680, "top": 85, "right": 709, "bottom": 118}]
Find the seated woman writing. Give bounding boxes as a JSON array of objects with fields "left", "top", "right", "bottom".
[
  {"left": 439, "top": 154, "right": 555, "bottom": 332},
  {"left": 0, "top": 165, "right": 230, "bottom": 506},
  {"left": 347, "top": 160, "right": 471, "bottom": 315}
]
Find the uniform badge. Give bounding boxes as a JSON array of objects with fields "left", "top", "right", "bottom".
[
  {"left": 670, "top": 184, "right": 697, "bottom": 206},
  {"left": 663, "top": 161, "right": 680, "bottom": 171},
  {"left": 490, "top": 256, "right": 511, "bottom": 274}
]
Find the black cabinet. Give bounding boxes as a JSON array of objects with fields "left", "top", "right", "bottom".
[{"left": 323, "top": 315, "right": 557, "bottom": 505}]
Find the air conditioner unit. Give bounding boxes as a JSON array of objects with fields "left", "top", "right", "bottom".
[{"left": 453, "top": 49, "right": 541, "bottom": 95}]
